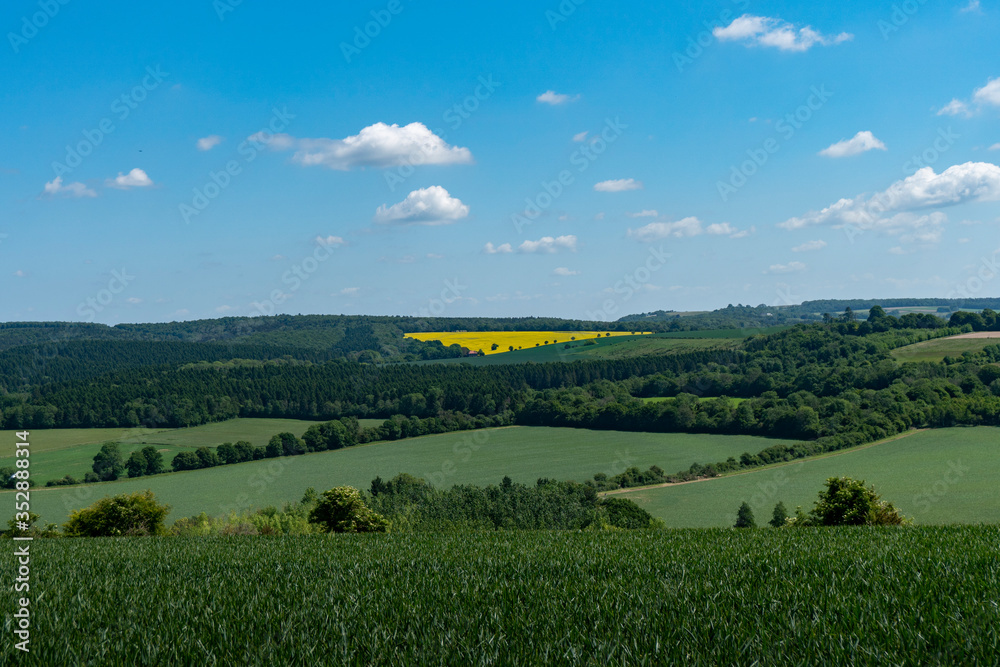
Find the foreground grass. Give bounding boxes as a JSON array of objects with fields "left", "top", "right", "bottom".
[
  {"left": 11, "top": 427, "right": 793, "bottom": 524},
  {"left": 1, "top": 528, "right": 997, "bottom": 665}
]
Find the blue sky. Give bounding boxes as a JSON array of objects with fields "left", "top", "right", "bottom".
[{"left": 2, "top": 0, "right": 999, "bottom": 324}]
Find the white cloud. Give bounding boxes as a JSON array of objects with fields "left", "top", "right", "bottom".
[
  {"left": 819, "top": 131, "right": 887, "bottom": 158},
  {"left": 552, "top": 267, "right": 580, "bottom": 276},
  {"left": 594, "top": 178, "right": 643, "bottom": 192},
  {"left": 779, "top": 162, "right": 1000, "bottom": 233},
  {"left": 374, "top": 186, "right": 469, "bottom": 225},
  {"left": 792, "top": 240, "right": 828, "bottom": 252},
  {"left": 938, "top": 99, "right": 972, "bottom": 117},
  {"left": 215, "top": 305, "right": 236, "bottom": 313},
  {"left": 939, "top": 77, "right": 1000, "bottom": 116},
  {"left": 888, "top": 246, "right": 909, "bottom": 255},
  {"left": 537, "top": 90, "right": 579, "bottom": 105},
  {"left": 197, "top": 135, "right": 223, "bottom": 151},
  {"left": 340, "top": 287, "right": 361, "bottom": 296},
  {"left": 990, "top": 143, "right": 1000, "bottom": 151},
  {"left": 628, "top": 209, "right": 659, "bottom": 218},
  {"left": 961, "top": 0, "right": 982, "bottom": 13},
  {"left": 484, "top": 242, "right": 513, "bottom": 254},
  {"left": 518, "top": 235, "right": 578, "bottom": 253},
  {"left": 713, "top": 14, "right": 852, "bottom": 52},
  {"left": 974, "top": 78, "right": 1000, "bottom": 107},
  {"left": 316, "top": 235, "right": 345, "bottom": 247},
  {"left": 765, "top": 261, "right": 806, "bottom": 274},
  {"left": 41, "top": 176, "right": 96, "bottom": 198},
  {"left": 572, "top": 131, "right": 589, "bottom": 142},
  {"left": 251, "top": 122, "right": 473, "bottom": 170},
  {"left": 13, "top": 270, "right": 27, "bottom": 277},
  {"left": 107, "top": 168, "right": 154, "bottom": 189},
  {"left": 627, "top": 217, "right": 746, "bottom": 241},
  {"left": 126, "top": 297, "right": 143, "bottom": 304}
]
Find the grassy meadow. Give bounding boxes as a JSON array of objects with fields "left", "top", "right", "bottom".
[
  {"left": 619, "top": 427, "right": 1000, "bottom": 527},
  {"left": 2, "top": 528, "right": 997, "bottom": 664},
  {"left": 9, "top": 426, "right": 795, "bottom": 525},
  {"left": 892, "top": 334, "right": 1000, "bottom": 363}
]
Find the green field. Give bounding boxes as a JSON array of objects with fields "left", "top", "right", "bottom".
[
  {"left": 619, "top": 427, "right": 1000, "bottom": 527},
  {"left": 8, "top": 427, "right": 795, "bottom": 525},
  {"left": 2, "top": 528, "right": 997, "bottom": 664},
  {"left": 0, "top": 419, "right": 332, "bottom": 484},
  {"left": 892, "top": 335, "right": 1000, "bottom": 363}
]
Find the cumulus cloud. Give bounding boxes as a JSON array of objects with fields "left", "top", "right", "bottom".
[
  {"left": 484, "top": 242, "right": 513, "bottom": 254},
  {"left": 793, "top": 240, "right": 828, "bottom": 252},
  {"left": 713, "top": 14, "right": 853, "bottom": 52},
  {"left": 552, "top": 267, "right": 580, "bottom": 276},
  {"left": 537, "top": 90, "right": 580, "bottom": 105},
  {"left": 374, "top": 186, "right": 469, "bottom": 225},
  {"left": 518, "top": 235, "right": 578, "bottom": 253},
  {"left": 41, "top": 176, "right": 96, "bottom": 198},
  {"left": 779, "top": 162, "right": 1000, "bottom": 234},
  {"left": 251, "top": 122, "right": 473, "bottom": 170},
  {"left": 316, "top": 235, "right": 345, "bottom": 247},
  {"left": 765, "top": 261, "right": 806, "bottom": 274},
  {"left": 627, "top": 217, "right": 746, "bottom": 241},
  {"left": 819, "top": 131, "right": 887, "bottom": 158},
  {"left": 594, "top": 178, "right": 643, "bottom": 192},
  {"left": 197, "top": 135, "right": 223, "bottom": 151},
  {"left": 107, "top": 168, "right": 154, "bottom": 189},
  {"left": 939, "top": 77, "right": 1000, "bottom": 116}
]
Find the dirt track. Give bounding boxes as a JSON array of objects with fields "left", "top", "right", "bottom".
[{"left": 949, "top": 332, "right": 1000, "bottom": 339}]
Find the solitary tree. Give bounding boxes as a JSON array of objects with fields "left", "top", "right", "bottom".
[
  {"left": 807, "top": 477, "right": 906, "bottom": 526},
  {"left": 309, "top": 486, "right": 388, "bottom": 533},
  {"left": 769, "top": 502, "right": 789, "bottom": 528},
  {"left": 92, "top": 442, "right": 125, "bottom": 481},
  {"left": 63, "top": 490, "right": 171, "bottom": 537},
  {"left": 734, "top": 502, "right": 756, "bottom": 528}
]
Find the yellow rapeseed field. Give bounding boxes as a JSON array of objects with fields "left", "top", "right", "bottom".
[{"left": 404, "top": 331, "right": 651, "bottom": 355}]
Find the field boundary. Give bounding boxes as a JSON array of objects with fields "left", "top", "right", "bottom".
[{"left": 602, "top": 428, "right": 927, "bottom": 497}]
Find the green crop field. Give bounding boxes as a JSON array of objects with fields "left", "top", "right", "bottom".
[
  {"left": 2, "top": 528, "right": 997, "bottom": 664},
  {"left": 8, "top": 427, "right": 795, "bottom": 525},
  {"left": 892, "top": 335, "right": 1000, "bottom": 363},
  {"left": 0, "top": 419, "right": 331, "bottom": 484},
  {"left": 619, "top": 427, "right": 1000, "bottom": 527}
]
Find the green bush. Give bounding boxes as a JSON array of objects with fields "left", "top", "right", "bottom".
[
  {"left": 63, "top": 490, "right": 171, "bottom": 537},
  {"left": 309, "top": 487, "right": 388, "bottom": 533}
]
